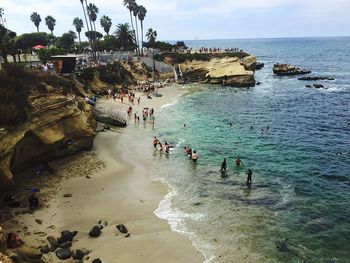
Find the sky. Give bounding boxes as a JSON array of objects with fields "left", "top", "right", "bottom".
[{"left": 1, "top": 0, "right": 350, "bottom": 41}]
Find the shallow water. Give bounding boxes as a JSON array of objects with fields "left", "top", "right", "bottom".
[{"left": 130, "top": 37, "right": 350, "bottom": 262}]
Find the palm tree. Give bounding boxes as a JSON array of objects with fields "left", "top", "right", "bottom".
[
  {"left": 100, "top": 15, "right": 112, "bottom": 35},
  {"left": 132, "top": 4, "right": 141, "bottom": 55},
  {"left": 123, "top": 0, "right": 136, "bottom": 48},
  {"left": 0, "top": 8, "right": 5, "bottom": 26},
  {"left": 137, "top": 5, "right": 147, "bottom": 55},
  {"left": 87, "top": 3, "right": 99, "bottom": 33},
  {"left": 30, "top": 12, "right": 41, "bottom": 32},
  {"left": 79, "top": 0, "right": 94, "bottom": 58},
  {"left": 45, "top": 16, "right": 56, "bottom": 34},
  {"left": 115, "top": 23, "right": 135, "bottom": 50},
  {"left": 146, "top": 28, "right": 157, "bottom": 79},
  {"left": 73, "top": 17, "right": 84, "bottom": 44}
]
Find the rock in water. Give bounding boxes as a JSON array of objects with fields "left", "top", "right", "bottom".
[
  {"left": 298, "top": 76, "right": 334, "bottom": 81},
  {"left": 92, "top": 259, "right": 102, "bottom": 263},
  {"left": 116, "top": 224, "right": 128, "bottom": 234},
  {"left": 56, "top": 248, "right": 72, "bottom": 260},
  {"left": 47, "top": 236, "right": 58, "bottom": 248},
  {"left": 72, "top": 249, "right": 85, "bottom": 260},
  {"left": 40, "top": 245, "right": 50, "bottom": 254},
  {"left": 273, "top": 64, "right": 311, "bottom": 76},
  {"left": 89, "top": 226, "right": 101, "bottom": 237}
]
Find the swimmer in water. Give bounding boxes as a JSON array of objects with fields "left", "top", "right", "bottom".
[{"left": 220, "top": 158, "right": 227, "bottom": 172}]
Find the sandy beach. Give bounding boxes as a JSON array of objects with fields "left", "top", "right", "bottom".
[{"left": 1, "top": 85, "right": 204, "bottom": 262}]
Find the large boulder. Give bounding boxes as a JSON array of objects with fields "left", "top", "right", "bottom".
[
  {"left": 273, "top": 64, "right": 311, "bottom": 76},
  {"left": 89, "top": 226, "right": 101, "bottom": 237},
  {"left": 56, "top": 248, "right": 72, "bottom": 260},
  {"left": 0, "top": 253, "right": 14, "bottom": 263}
]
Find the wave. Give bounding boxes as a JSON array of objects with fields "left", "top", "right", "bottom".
[
  {"left": 160, "top": 99, "right": 179, "bottom": 110},
  {"left": 154, "top": 189, "right": 216, "bottom": 263}
]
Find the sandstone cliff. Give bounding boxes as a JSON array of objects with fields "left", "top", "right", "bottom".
[
  {"left": 0, "top": 64, "right": 96, "bottom": 187},
  {"left": 156, "top": 52, "right": 256, "bottom": 87}
]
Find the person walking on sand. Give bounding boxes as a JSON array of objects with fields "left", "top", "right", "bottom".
[
  {"left": 246, "top": 169, "right": 253, "bottom": 185},
  {"left": 153, "top": 137, "right": 159, "bottom": 149},
  {"left": 191, "top": 151, "right": 198, "bottom": 163},
  {"left": 138, "top": 97, "right": 141, "bottom": 105},
  {"left": 221, "top": 158, "right": 227, "bottom": 172},
  {"left": 235, "top": 157, "right": 243, "bottom": 167}
]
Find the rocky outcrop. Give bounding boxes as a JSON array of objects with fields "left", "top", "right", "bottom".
[
  {"left": 0, "top": 70, "right": 96, "bottom": 187},
  {"left": 180, "top": 56, "right": 256, "bottom": 87},
  {"left": 305, "top": 84, "right": 326, "bottom": 89},
  {"left": 273, "top": 64, "right": 311, "bottom": 76},
  {"left": 298, "top": 76, "right": 334, "bottom": 81}
]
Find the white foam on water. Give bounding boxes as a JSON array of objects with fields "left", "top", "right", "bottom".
[
  {"left": 176, "top": 138, "right": 186, "bottom": 149},
  {"left": 154, "top": 189, "right": 216, "bottom": 262},
  {"left": 160, "top": 98, "right": 179, "bottom": 110}
]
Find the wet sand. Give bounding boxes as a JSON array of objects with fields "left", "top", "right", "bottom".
[{"left": 1, "top": 85, "right": 204, "bottom": 262}]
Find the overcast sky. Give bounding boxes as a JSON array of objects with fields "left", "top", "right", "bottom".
[{"left": 1, "top": 0, "right": 350, "bottom": 40}]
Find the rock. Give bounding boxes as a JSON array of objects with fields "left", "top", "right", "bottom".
[
  {"left": 35, "top": 219, "right": 42, "bottom": 225},
  {"left": 86, "top": 175, "right": 91, "bottom": 179},
  {"left": 55, "top": 248, "right": 72, "bottom": 260},
  {"left": 255, "top": 62, "right": 264, "bottom": 70},
  {"left": 89, "top": 226, "right": 101, "bottom": 237},
  {"left": 273, "top": 64, "right": 311, "bottom": 76},
  {"left": 47, "top": 236, "right": 58, "bottom": 248},
  {"left": 63, "top": 193, "right": 73, "bottom": 198},
  {"left": 49, "top": 244, "right": 57, "bottom": 252},
  {"left": 305, "top": 84, "right": 325, "bottom": 89},
  {"left": 0, "top": 253, "right": 14, "bottom": 263},
  {"left": 60, "top": 230, "right": 75, "bottom": 242},
  {"left": 0, "top": 225, "right": 6, "bottom": 251},
  {"left": 116, "top": 224, "right": 128, "bottom": 234},
  {"left": 298, "top": 76, "right": 334, "bottom": 81},
  {"left": 72, "top": 231, "right": 78, "bottom": 237},
  {"left": 125, "top": 233, "right": 131, "bottom": 238},
  {"left": 91, "top": 259, "right": 102, "bottom": 263},
  {"left": 59, "top": 241, "right": 72, "bottom": 249},
  {"left": 9, "top": 244, "right": 43, "bottom": 260},
  {"left": 72, "top": 249, "right": 85, "bottom": 260},
  {"left": 40, "top": 245, "right": 50, "bottom": 254}
]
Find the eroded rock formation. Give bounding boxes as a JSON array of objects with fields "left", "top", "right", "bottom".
[{"left": 273, "top": 64, "right": 311, "bottom": 76}]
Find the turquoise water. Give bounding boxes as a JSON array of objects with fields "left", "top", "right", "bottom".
[{"left": 137, "top": 38, "right": 350, "bottom": 262}]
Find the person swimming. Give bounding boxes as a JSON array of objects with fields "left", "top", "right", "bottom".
[
  {"left": 191, "top": 151, "right": 198, "bottom": 163},
  {"left": 235, "top": 157, "right": 243, "bottom": 166}
]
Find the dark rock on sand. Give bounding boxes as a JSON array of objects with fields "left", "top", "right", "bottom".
[
  {"left": 60, "top": 230, "right": 75, "bottom": 242},
  {"left": 273, "top": 64, "right": 311, "bottom": 76},
  {"left": 72, "top": 249, "right": 85, "bottom": 260},
  {"left": 72, "top": 231, "right": 78, "bottom": 237},
  {"left": 298, "top": 76, "right": 334, "bottom": 81},
  {"left": 55, "top": 248, "right": 72, "bottom": 260},
  {"left": 40, "top": 245, "right": 50, "bottom": 254},
  {"left": 116, "top": 224, "right": 128, "bottom": 234},
  {"left": 47, "top": 236, "right": 58, "bottom": 248},
  {"left": 35, "top": 219, "right": 42, "bottom": 225},
  {"left": 59, "top": 241, "right": 72, "bottom": 249},
  {"left": 63, "top": 193, "right": 73, "bottom": 198},
  {"left": 92, "top": 259, "right": 102, "bottom": 263},
  {"left": 89, "top": 226, "right": 101, "bottom": 237}
]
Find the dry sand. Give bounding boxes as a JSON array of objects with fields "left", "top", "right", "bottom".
[{"left": 1, "top": 85, "right": 204, "bottom": 262}]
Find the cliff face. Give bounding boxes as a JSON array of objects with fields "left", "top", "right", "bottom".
[
  {"left": 0, "top": 66, "right": 96, "bottom": 187},
  {"left": 157, "top": 52, "right": 256, "bottom": 87}
]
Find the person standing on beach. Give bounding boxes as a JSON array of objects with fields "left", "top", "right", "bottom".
[
  {"left": 246, "top": 169, "right": 253, "bottom": 185},
  {"left": 165, "top": 142, "right": 170, "bottom": 154},
  {"left": 153, "top": 137, "right": 159, "bottom": 149},
  {"left": 221, "top": 158, "right": 227, "bottom": 172},
  {"left": 159, "top": 142, "right": 163, "bottom": 153}
]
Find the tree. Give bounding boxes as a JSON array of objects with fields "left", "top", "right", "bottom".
[
  {"left": 85, "top": 31, "right": 103, "bottom": 41},
  {"left": 146, "top": 28, "right": 157, "bottom": 79},
  {"left": 100, "top": 15, "right": 112, "bottom": 35},
  {"left": 45, "top": 16, "right": 56, "bottom": 34},
  {"left": 87, "top": 3, "right": 99, "bottom": 32},
  {"left": 30, "top": 12, "right": 41, "bottom": 32},
  {"left": 114, "top": 23, "right": 135, "bottom": 51},
  {"left": 100, "top": 35, "right": 120, "bottom": 51},
  {"left": 73, "top": 17, "right": 84, "bottom": 44},
  {"left": 36, "top": 47, "right": 65, "bottom": 63},
  {"left": 79, "top": 0, "right": 95, "bottom": 60},
  {"left": 45, "top": 17, "right": 56, "bottom": 36},
  {"left": 0, "top": 24, "right": 17, "bottom": 62},
  {"left": 57, "top": 31, "right": 77, "bottom": 51},
  {"left": 123, "top": 0, "right": 136, "bottom": 49},
  {"left": 0, "top": 8, "right": 5, "bottom": 26},
  {"left": 137, "top": 5, "right": 147, "bottom": 55},
  {"left": 132, "top": 4, "right": 140, "bottom": 55},
  {"left": 15, "top": 32, "right": 50, "bottom": 51}
]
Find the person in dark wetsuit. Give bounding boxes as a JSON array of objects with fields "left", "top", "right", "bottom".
[
  {"left": 221, "top": 158, "right": 227, "bottom": 172},
  {"left": 153, "top": 137, "right": 159, "bottom": 149},
  {"left": 246, "top": 169, "right": 253, "bottom": 185}
]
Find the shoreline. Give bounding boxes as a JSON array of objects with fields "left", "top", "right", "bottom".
[{"left": 1, "top": 84, "right": 205, "bottom": 262}]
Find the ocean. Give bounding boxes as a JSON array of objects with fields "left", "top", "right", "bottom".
[{"left": 132, "top": 37, "right": 350, "bottom": 262}]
